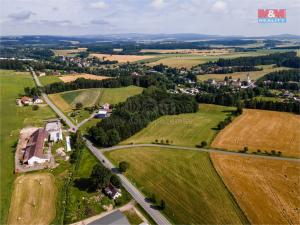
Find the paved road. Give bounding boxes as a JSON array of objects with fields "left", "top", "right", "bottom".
[
  {"left": 85, "top": 139, "right": 172, "bottom": 225},
  {"left": 31, "top": 69, "right": 78, "bottom": 131},
  {"left": 102, "top": 143, "right": 300, "bottom": 162},
  {"left": 31, "top": 70, "right": 171, "bottom": 225}
]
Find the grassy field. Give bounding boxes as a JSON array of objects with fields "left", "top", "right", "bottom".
[
  {"left": 61, "top": 89, "right": 101, "bottom": 108},
  {"left": 211, "top": 153, "right": 300, "bottom": 224},
  {"left": 105, "top": 147, "right": 248, "bottom": 224},
  {"left": 0, "top": 70, "right": 56, "bottom": 224},
  {"left": 211, "top": 109, "right": 300, "bottom": 157},
  {"left": 197, "top": 65, "right": 289, "bottom": 81},
  {"left": 49, "top": 86, "right": 143, "bottom": 113},
  {"left": 39, "top": 75, "right": 61, "bottom": 85},
  {"left": 7, "top": 173, "right": 57, "bottom": 225},
  {"left": 147, "top": 51, "right": 268, "bottom": 68},
  {"left": 122, "top": 104, "right": 235, "bottom": 147},
  {"left": 97, "top": 86, "right": 143, "bottom": 105}
]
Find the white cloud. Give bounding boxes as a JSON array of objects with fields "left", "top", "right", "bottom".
[
  {"left": 8, "top": 10, "right": 35, "bottom": 21},
  {"left": 211, "top": 0, "right": 228, "bottom": 14},
  {"left": 89, "top": 1, "right": 108, "bottom": 9},
  {"left": 151, "top": 0, "right": 165, "bottom": 9}
]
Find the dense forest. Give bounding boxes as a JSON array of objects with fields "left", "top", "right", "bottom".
[
  {"left": 202, "top": 52, "right": 300, "bottom": 68},
  {"left": 258, "top": 69, "right": 300, "bottom": 82},
  {"left": 43, "top": 74, "right": 175, "bottom": 94},
  {"left": 244, "top": 99, "right": 300, "bottom": 114},
  {"left": 0, "top": 47, "right": 54, "bottom": 60},
  {"left": 256, "top": 69, "right": 300, "bottom": 91},
  {"left": 88, "top": 87, "right": 198, "bottom": 146},
  {"left": 0, "top": 59, "right": 27, "bottom": 70},
  {"left": 44, "top": 77, "right": 133, "bottom": 93}
]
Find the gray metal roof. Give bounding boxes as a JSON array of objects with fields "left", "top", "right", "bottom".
[{"left": 88, "top": 210, "right": 130, "bottom": 225}]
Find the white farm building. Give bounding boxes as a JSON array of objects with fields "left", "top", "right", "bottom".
[{"left": 45, "top": 120, "right": 63, "bottom": 142}]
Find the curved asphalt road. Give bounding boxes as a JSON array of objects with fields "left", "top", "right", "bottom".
[{"left": 85, "top": 139, "right": 172, "bottom": 225}]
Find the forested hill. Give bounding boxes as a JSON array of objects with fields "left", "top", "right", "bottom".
[{"left": 88, "top": 87, "right": 198, "bottom": 147}]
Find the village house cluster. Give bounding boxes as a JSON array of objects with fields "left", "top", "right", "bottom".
[
  {"left": 204, "top": 74, "right": 256, "bottom": 89},
  {"left": 16, "top": 96, "right": 43, "bottom": 106}
]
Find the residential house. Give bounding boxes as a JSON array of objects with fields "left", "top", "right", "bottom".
[
  {"left": 45, "top": 120, "right": 63, "bottom": 142},
  {"left": 95, "top": 110, "right": 108, "bottom": 119},
  {"left": 33, "top": 96, "right": 43, "bottom": 104},
  {"left": 102, "top": 103, "right": 110, "bottom": 111},
  {"left": 22, "top": 128, "right": 49, "bottom": 166},
  {"left": 104, "top": 183, "right": 122, "bottom": 200},
  {"left": 21, "top": 96, "right": 33, "bottom": 105}
]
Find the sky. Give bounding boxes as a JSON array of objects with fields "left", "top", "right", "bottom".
[{"left": 0, "top": 0, "right": 300, "bottom": 36}]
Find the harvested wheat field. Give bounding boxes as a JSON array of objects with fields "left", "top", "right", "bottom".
[
  {"left": 59, "top": 73, "right": 110, "bottom": 83},
  {"left": 90, "top": 53, "right": 154, "bottom": 63},
  {"left": 211, "top": 153, "right": 300, "bottom": 224},
  {"left": 211, "top": 109, "right": 300, "bottom": 157},
  {"left": 7, "top": 173, "right": 57, "bottom": 225}
]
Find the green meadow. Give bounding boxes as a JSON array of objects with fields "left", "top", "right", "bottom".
[
  {"left": 105, "top": 147, "right": 248, "bottom": 225},
  {"left": 122, "top": 104, "right": 235, "bottom": 147},
  {"left": 0, "top": 70, "right": 56, "bottom": 224}
]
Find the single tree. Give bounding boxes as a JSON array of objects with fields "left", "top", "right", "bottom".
[
  {"left": 110, "top": 174, "right": 121, "bottom": 188},
  {"left": 76, "top": 102, "right": 83, "bottom": 110},
  {"left": 160, "top": 200, "right": 165, "bottom": 210},
  {"left": 201, "top": 141, "right": 207, "bottom": 147},
  {"left": 151, "top": 193, "right": 156, "bottom": 204},
  {"left": 119, "top": 161, "right": 130, "bottom": 173},
  {"left": 90, "top": 164, "right": 112, "bottom": 189},
  {"left": 32, "top": 105, "right": 39, "bottom": 111}
]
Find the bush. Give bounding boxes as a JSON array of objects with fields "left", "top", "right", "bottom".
[
  {"left": 32, "top": 105, "right": 39, "bottom": 110},
  {"left": 76, "top": 102, "right": 83, "bottom": 110},
  {"left": 110, "top": 174, "right": 121, "bottom": 188},
  {"left": 119, "top": 161, "right": 130, "bottom": 173},
  {"left": 201, "top": 141, "right": 207, "bottom": 147}
]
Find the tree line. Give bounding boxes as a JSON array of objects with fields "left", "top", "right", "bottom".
[
  {"left": 88, "top": 87, "right": 198, "bottom": 147},
  {"left": 244, "top": 99, "right": 300, "bottom": 114},
  {"left": 258, "top": 69, "right": 300, "bottom": 82},
  {"left": 202, "top": 52, "right": 300, "bottom": 68}
]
